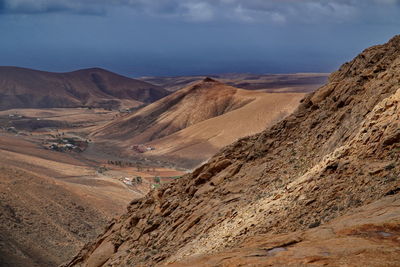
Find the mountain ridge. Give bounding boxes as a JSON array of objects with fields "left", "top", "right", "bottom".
[{"left": 0, "top": 66, "right": 169, "bottom": 110}]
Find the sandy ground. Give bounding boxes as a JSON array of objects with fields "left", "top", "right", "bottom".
[
  {"left": 147, "top": 92, "right": 304, "bottom": 162},
  {"left": 0, "top": 117, "right": 184, "bottom": 267}
]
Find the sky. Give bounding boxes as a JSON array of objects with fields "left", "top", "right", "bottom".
[{"left": 0, "top": 0, "right": 399, "bottom": 77}]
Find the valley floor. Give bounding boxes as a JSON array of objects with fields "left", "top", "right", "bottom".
[{"left": 0, "top": 110, "right": 185, "bottom": 266}]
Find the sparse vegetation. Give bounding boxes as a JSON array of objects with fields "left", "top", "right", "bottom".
[
  {"left": 97, "top": 166, "right": 108, "bottom": 173},
  {"left": 153, "top": 176, "right": 161, "bottom": 183}
]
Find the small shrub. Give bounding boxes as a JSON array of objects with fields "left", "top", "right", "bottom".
[{"left": 153, "top": 176, "right": 161, "bottom": 183}]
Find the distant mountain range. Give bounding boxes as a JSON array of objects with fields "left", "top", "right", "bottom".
[
  {"left": 0, "top": 67, "right": 169, "bottom": 110},
  {"left": 139, "top": 73, "right": 328, "bottom": 92}
]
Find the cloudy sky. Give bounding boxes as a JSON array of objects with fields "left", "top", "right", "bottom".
[{"left": 0, "top": 0, "right": 399, "bottom": 77}]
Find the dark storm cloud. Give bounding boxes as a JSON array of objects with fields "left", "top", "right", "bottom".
[
  {"left": 116, "top": 0, "right": 400, "bottom": 23},
  {"left": 0, "top": 0, "right": 106, "bottom": 15},
  {"left": 1, "top": 0, "right": 399, "bottom": 23},
  {"left": 0, "top": 0, "right": 399, "bottom": 76}
]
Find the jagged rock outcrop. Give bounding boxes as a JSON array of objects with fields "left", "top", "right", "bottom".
[{"left": 65, "top": 36, "right": 400, "bottom": 267}]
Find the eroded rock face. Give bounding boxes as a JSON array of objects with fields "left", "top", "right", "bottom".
[
  {"left": 168, "top": 194, "right": 400, "bottom": 267},
  {"left": 64, "top": 35, "right": 400, "bottom": 267}
]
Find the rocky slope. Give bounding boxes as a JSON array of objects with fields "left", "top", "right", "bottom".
[
  {"left": 169, "top": 193, "right": 400, "bottom": 266},
  {"left": 0, "top": 67, "right": 169, "bottom": 110},
  {"left": 65, "top": 35, "right": 400, "bottom": 266}
]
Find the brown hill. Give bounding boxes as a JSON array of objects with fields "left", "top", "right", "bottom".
[
  {"left": 92, "top": 78, "right": 258, "bottom": 143},
  {"left": 146, "top": 91, "right": 304, "bottom": 166},
  {"left": 66, "top": 35, "right": 400, "bottom": 267},
  {"left": 0, "top": 67, "right": 169, "bottom": 110},
  {"left": 92, "top": 78, "right": 304, "bottom": 167}
]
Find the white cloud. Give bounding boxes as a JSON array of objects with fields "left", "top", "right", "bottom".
[
  {"left": 270, "top": 12, "right": 286, "bottom": 23},
  {"left": 181, "top": 2, "right": 214, "bottom": 22},
  {"left": 234, "top": 4, "right": 286, "bottom": 24},
  {"left": 234, "top": 5, "right": 255, "bottom": 22}
]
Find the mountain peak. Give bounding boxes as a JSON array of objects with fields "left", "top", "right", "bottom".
[
  {"left": 202, "top": 77, "right": 219, "bottom": 83},
  {"left": 189, "top": 77, "right": 225, "bottom": 92}
]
